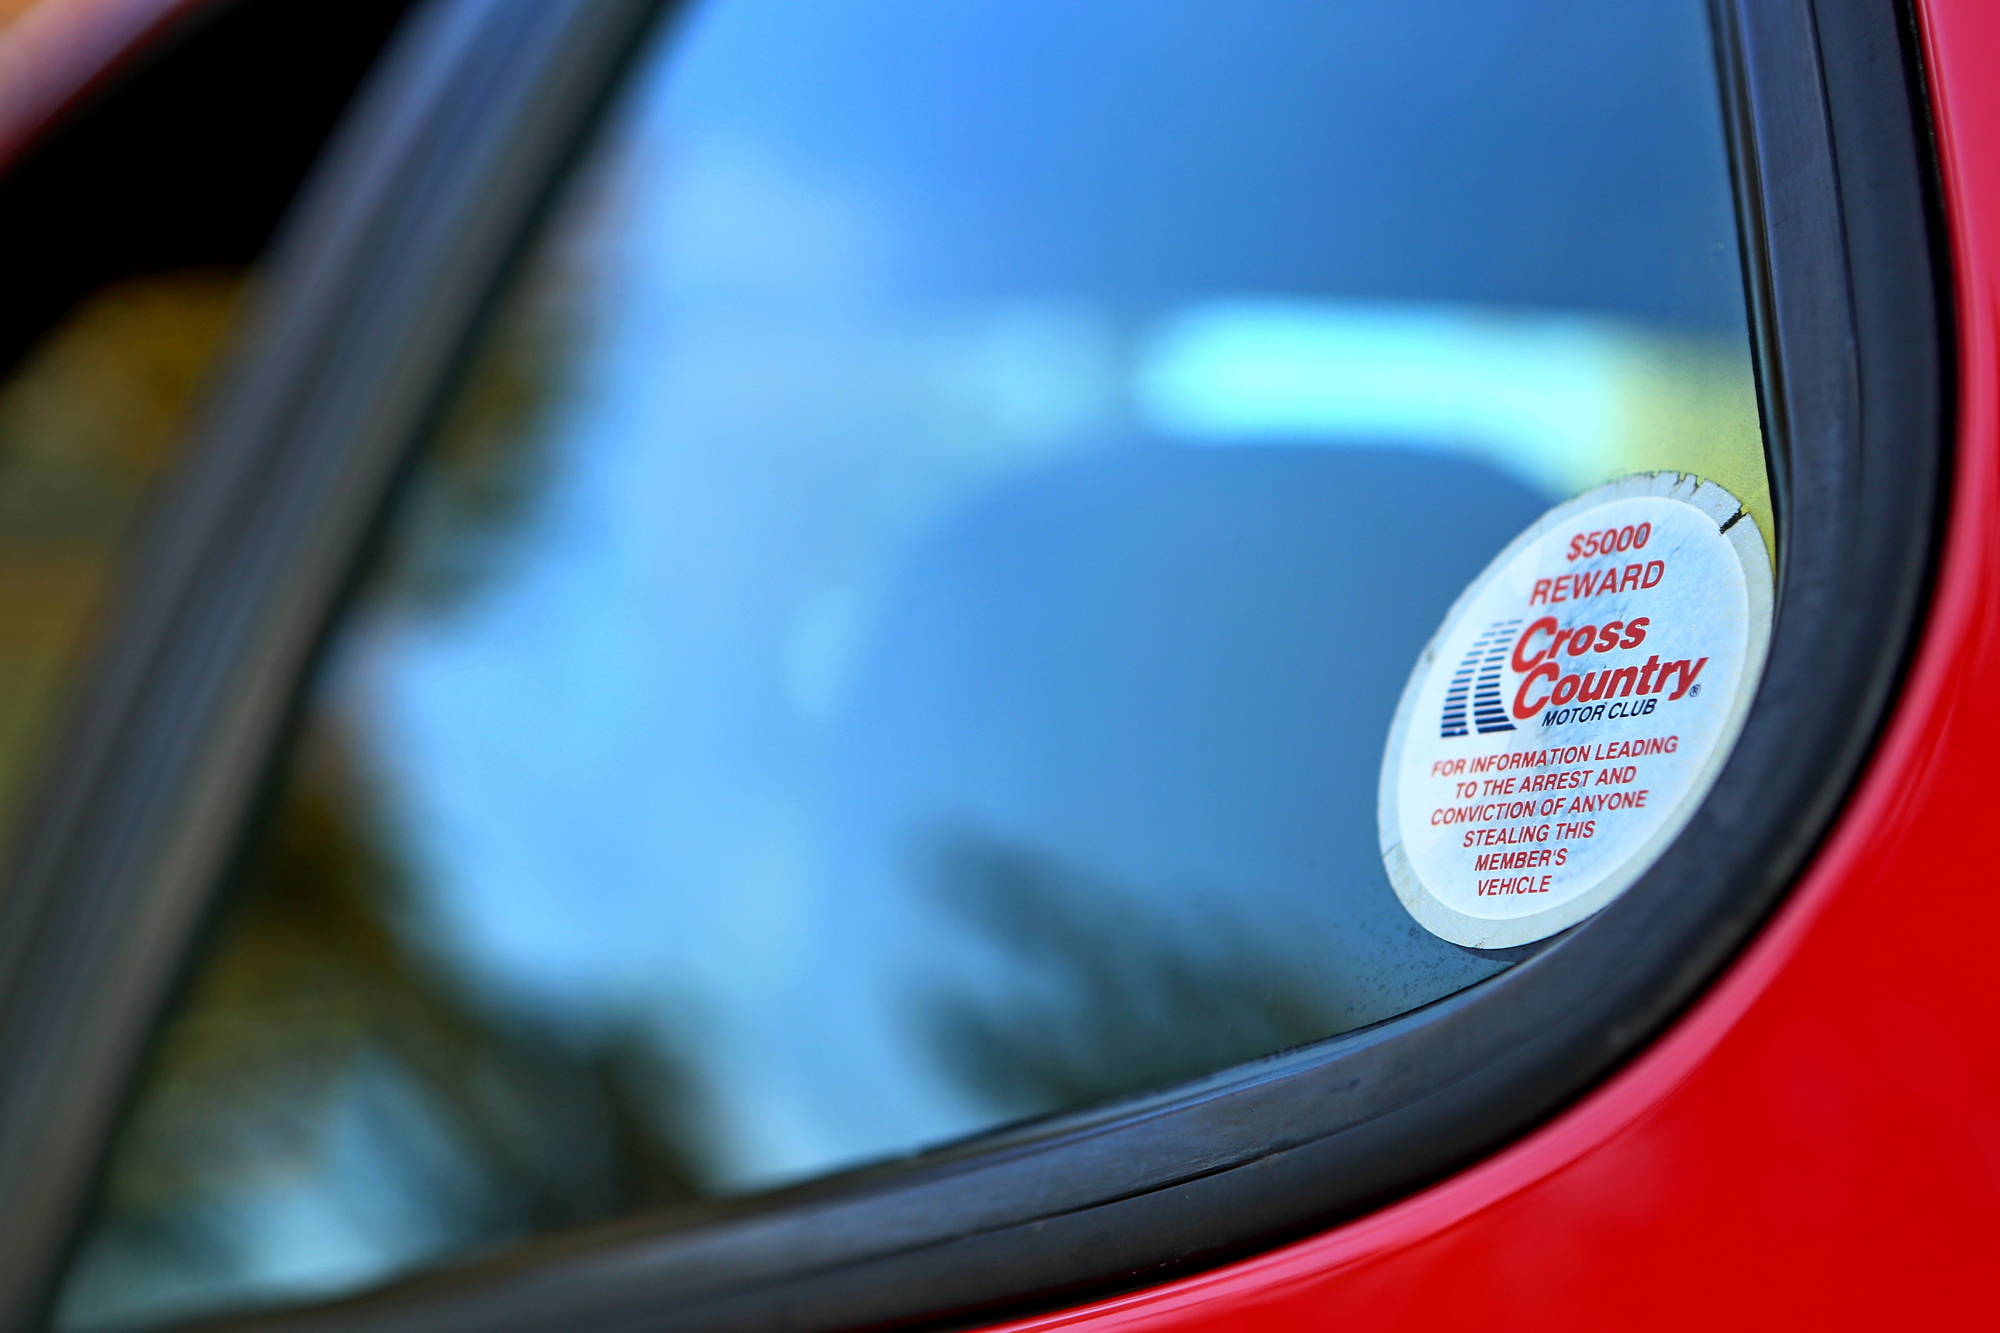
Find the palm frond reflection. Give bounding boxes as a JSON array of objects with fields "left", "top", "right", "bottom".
[
  {"left": 58, "top": 731, "right": 714, "bottom": 1330},
  {"left": 919, "top": 834, "right": 1340, "bottom": 1119}
]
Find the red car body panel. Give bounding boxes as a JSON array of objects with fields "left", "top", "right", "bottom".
[
  {"left": 0, "top": 0, "right": 207, "bottom": 163},
  {"left": 983, "top": 0, "right": 2000, "bottom": 1326}
]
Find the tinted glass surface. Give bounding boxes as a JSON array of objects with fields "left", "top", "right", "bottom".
[{"left": 63, "top": 1, "right": 1769, "bottom": 1325}]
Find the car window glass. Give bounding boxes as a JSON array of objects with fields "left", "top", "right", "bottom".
[{"left": 60, "top": 1, "right": 1768, "bottom": 1326}]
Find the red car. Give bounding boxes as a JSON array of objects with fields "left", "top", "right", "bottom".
[{"left": 0, "top": 0, "right": 1991, "bottom": 1328}]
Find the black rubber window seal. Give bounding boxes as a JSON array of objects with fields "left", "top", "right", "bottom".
[{"left": 0, "top": 0, "right": 1951, "bottom": 1329}]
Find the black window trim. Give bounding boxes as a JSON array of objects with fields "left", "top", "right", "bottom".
[{"left": 0, "top": 0, "right": 1949, "bottom": 1329}]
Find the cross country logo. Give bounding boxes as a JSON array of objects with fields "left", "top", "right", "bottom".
[{"left": 1439, "top": 618, "right": 1521, "bottom": 738}]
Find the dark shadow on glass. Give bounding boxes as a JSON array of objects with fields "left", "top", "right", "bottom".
[{"left": 918, "top": 832, "right": 1342, "bottom": 1119}]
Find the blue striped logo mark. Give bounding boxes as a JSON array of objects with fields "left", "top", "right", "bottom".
[{"left": 1440, "top": 619, "right": 1521, "bottom": 738}]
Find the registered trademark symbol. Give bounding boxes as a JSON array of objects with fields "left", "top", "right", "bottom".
[{"left": 1688, "top": 683, "right": 1701, "bottom": 696}]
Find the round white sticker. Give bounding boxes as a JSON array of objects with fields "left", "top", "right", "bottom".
[{"left": 1378, "top": 474, "right": 1772, "bottom": 949}]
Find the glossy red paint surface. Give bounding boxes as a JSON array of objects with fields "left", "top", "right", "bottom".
[{"left": 987, "top": 1, "right": 2000, "bottom": 1327}]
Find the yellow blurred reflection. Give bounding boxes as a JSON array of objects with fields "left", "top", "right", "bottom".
[{"left": 0, "top": 268, "right": 243, "bottom": 854}]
